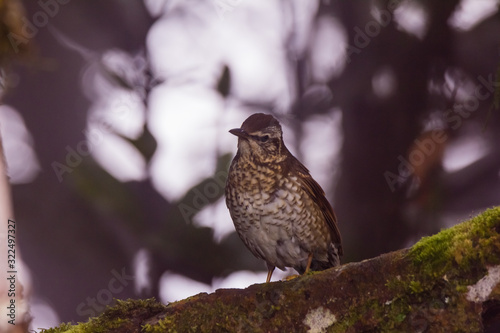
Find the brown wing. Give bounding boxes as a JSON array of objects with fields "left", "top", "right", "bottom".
[{"left": 289, "top": 156, "right": 343, "bottom": 256}]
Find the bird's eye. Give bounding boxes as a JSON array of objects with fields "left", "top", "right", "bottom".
[{"left": 260, "top": 135, "right": 270, "bottom": 143}]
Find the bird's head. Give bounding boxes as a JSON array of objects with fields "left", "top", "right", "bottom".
[{"left": 229, "top": 113, "right": 288, "bottom": 164}]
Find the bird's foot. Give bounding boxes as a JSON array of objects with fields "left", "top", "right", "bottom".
[{"left": 283, "top": 274, "right": 300, "bottom": 281}]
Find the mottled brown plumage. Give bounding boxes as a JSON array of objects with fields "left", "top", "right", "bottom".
[{"left": 225, "top": 113, "right": 342, "bottom": 282}]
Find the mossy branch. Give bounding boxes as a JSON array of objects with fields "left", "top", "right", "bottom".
[{"left": 43, "top": 207, "right": 500, "bottom": 332}]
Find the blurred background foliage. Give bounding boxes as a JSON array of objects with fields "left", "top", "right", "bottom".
[{"left": 0, "top": 0, "right": 499, "bottom": 327}]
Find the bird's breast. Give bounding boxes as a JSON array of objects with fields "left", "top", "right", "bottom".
[
  {"left": 226, "top": 158, "right": 334, "bottom": 270},
  {"left": 226, "top": 159, "right": 330, "bottom": 249}
]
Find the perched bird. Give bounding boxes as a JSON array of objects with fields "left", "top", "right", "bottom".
[{"left": 225, "top": 113, "right": 342, "bottom": 283}]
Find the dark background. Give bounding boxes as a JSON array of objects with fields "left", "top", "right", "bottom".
[{"left": 0, "top": 0, "right": 499, "bottom": 327}]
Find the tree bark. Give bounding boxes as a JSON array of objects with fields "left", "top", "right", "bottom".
[{"left": 43, "top": 207, "right": 500, "bottom": 332}]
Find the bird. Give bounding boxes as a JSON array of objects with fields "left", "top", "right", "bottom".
[{"left": 225, "top": 113, "right": 342, "bottom": 283}]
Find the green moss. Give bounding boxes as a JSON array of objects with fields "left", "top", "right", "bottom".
[
  {"left": 331, "top": 296, "right": 414, "bottom": 332},
  {"left": 359, "top": 207, "right": 500, "bottom": 332},
  {"left": 40, "top": 298, "right": 166, "bottom": 333},
  {"left": 143, "top": 317, "right": 175, "bottom": 333},
  {"left": 409, "top": 207, "right": 500, "bottom": 279},
  {"left": 408, "top": 280, "right": 423, "bottom": 294},
  {"left": 385, "top": 275, "right": 404, "bottom": 292},
  {"left": 40, "top": 318, "right": 128, "bottom": 333},
  {"left": 142, "top": 293, "right": 255, "bottom": 333},
  {"left": 394, "top": 207, "right": 500, "bottom": 330},
  {"left": 39, "top": 323, "right": 74, "bottom": 333}
]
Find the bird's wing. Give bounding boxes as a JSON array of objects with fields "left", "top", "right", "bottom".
[{"left": 291, "top": 157, "right": 343, "bottom": 256}]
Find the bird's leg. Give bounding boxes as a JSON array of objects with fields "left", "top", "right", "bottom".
[
  {"left": 284, "top": 254, "right": 315, "bottom": 281},
  {"left": 303, "top": 253, "right": 313, "bottom": 275},
  {"left": 266, "top": 265, "right": 275, "bottom": 283}
]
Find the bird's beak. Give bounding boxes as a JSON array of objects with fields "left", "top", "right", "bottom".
[{"left": 229, "top": 128, "right": 250, "bottom": 139}]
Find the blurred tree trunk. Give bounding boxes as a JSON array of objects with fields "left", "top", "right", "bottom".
[
  {"left": 329, "top": 0, "right": 461, "bottom": 261},
  {"left": 1, "top": 1, "right": 32, "bottom": 331},
  {"left": 5, "top": 0, "right": 155, "bottom": 322}
]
